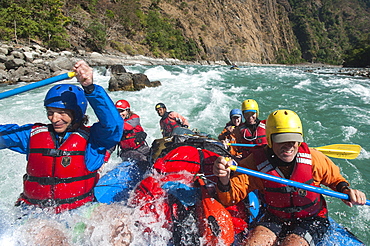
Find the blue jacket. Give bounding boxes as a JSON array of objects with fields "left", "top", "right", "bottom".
[{"left": 0, "top": 84, "right": 123, "bottom": 172}]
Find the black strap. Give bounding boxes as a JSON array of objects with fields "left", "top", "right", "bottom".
[
  {"left": 268, "top": 198, "right": 319, "bottom": 213},
  {"left": 24, "top": 172, "right": 97, "bottom": 186},
  {"left": 265, "top": 186, "right": 297, "bottom": 193},
  {"left": 165, "top": 159, "right": 201, "bottom": 165},
  {"left": 198, "top": 149, "right": 205, "bottom": 174},
  {"left": 29, "top": 148, "right": 85, "bottom": 157},
  {"left": 22, "top": 191, "right": 93, "bottom": 207},
  {"left": 265, "top": 179, "right": 314, "bottom": 193}
]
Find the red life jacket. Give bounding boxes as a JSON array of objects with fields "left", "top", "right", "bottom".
[
  {"left": 238, "top": 120, "right": 267, "bottom": 157},
  {"left": 119, "top": 114, "right": 145, "bottom": 150},
  {"left": 239, "top": 120, "right": 267, "bottom": 145},
  {"left": 160, "top": 112, "right": 182, "bottom": 137},
  {"left": 253, "top": 143, "right": 327, "bottom": 219},
  {"left": 18, "top": 124, "right": 98, "bottom": 213}
]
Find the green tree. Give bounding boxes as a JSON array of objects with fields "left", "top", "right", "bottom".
[
  {"left": 0, "top": 0, "right": 70, "bottom": 49},
  {"left": 144, "top": 10, "right": 199, "bottom": 60},
  {"left": 85, "top": 20, "right": 107, "bottom": 52},
  {"left": 344, "top": 36, "right": 370, "bottom": 67}
]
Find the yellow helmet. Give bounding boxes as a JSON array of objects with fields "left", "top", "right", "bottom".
[
  {"left": 266, "top": 109, "right": 303, "bottom": 148},
  {"left": 241, "top": 99, "right": 259, "bottom": 116}
]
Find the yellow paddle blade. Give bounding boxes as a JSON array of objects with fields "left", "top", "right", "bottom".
[{"left": 313, "top": 144, "right": 361, "bottom": 159}]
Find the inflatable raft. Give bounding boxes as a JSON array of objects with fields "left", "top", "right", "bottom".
[{"left": 96, "top": 135, "right": 365, "bottom": 245}]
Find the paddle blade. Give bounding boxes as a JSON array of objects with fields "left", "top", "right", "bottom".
[
  {"left": 313, "top": 144, "right": 361, "bottom": 159},
  {"left": 197, "top": 196, "right": 235, "bottom": 245},
  {"left": 196, "top": 178, "right": 234, "bottom": 245}
]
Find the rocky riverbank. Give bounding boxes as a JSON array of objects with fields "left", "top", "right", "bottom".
[
  {"left": 0, "top": 42, "right": 369, "bottom": 85},
  {"left": 0, "top": 42, "right": 234, "bottom": 85}
]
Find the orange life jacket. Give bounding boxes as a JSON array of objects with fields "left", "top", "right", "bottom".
[
  {"left": 253, "top": 143, "right": 327, "bottom": 219},
  {"left": 18, "top": 124, "right": 98, "bottom": 213}
]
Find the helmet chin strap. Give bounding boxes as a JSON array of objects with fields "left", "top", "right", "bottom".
[
  {"left": 267, "top": 148, "right": 296, "bottom": 167},
  {"left": 68, "top": 121, "right": 81, "bottom": 131}
]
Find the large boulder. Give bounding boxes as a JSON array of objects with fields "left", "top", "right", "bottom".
[
  {"left": 108, "top": 64, "right": 161, "bottom": 91},
  {"left": 109, "top": 72, "right": 134, "bottom": 91}
]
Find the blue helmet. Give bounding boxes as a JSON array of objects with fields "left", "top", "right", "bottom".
[
  {"left": 44, "top": 84, "right": 87, "bottom": 123},
  {"left": 229, "top": 108, "right": 243, "bottom": 120}
]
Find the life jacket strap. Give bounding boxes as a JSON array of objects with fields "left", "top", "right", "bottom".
[
  {"left": 23, "top": 172, "right": 97, "bottom": 185},
  {"left": 268, "top": 197, "right": 318, "bottom": 213},
  {"left": 18, "top": 191, "right": 94, "bottom": 207},
  {"left": 29, "top": 148, "right": 85, "bottom": 157},
  {"left": 265, "top": 179, "right": 314, "bottom": 193}
]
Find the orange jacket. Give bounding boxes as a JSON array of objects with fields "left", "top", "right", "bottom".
[
  {"left": 218, "top": 122, "right": 241, "bottom": 156},
  {"left": 216, "top": 146, "right": 349, "bottom": 207}
]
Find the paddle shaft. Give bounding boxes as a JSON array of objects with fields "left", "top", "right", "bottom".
[
  {"left": 0, "top": 72, "right": 76, "bottom": 100},
  {"left": 228, "top": 143, "right": 256, "bottom": 147},
  {"left": 229, "top": 165, "right": 370, "bottom": 206}
]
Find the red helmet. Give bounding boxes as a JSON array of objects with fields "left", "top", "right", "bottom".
[{"left": 115, "top": 100, "right": 130, "bottom": 110}]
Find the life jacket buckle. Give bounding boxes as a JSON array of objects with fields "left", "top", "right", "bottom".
[{"left": 41, "top": 198, "right": 57, "bottom": 207}]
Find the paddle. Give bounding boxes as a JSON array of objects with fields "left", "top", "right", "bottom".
[
  {"left": 195, "top": 176, "right": 235, "bottom": 245},
  {"left": 0, "top": 72, "right": 76, "bottom": 100},
  {"left": 228, "top": 165, "right": 370, "bottom": 206},
  {"left": 227, "top": 143, "right": 361, "bottom": 159}
]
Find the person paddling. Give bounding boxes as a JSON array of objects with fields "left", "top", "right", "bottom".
[
  {"left": 234, "top": 99, "right": 267, "bottom": 157},
  {"left": 155, "top": 102, "right": 190, "bottom": 137},
  {"left": 111, "top": 99, "right": 150, "bottom": 167},
  {"left": 0, "top": 60, "right": 123, "bottom": 213},
  {"left": 218, "top": 108, "right": 243, "bottom": 158},
  {"left": 213, "top": 109, "right": 366, "bottom": 246}
]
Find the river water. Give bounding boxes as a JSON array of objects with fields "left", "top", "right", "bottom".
[{"left": 0, "top": 64, "right": 369, "bottom": 245}]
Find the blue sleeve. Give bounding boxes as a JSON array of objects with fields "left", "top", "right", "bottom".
[
  {"left": 0, "top": 124, "right": 33, "bottom": 154},
  {"left": 84, "top": 85, "right": 123, "bottom": 171}
]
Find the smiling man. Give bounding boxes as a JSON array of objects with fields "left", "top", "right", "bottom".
[
  {"left": 213, "top": 109, "right": 366, "bottom": 246},
  {"left": 0, "top": 60, "right": 123, "bottom": 214},
  {"left": 234, "top": 99, "right": 268, "bottom": 158},
  {"left": 155, "top": 102, "right": 189, "bottom": 137}
]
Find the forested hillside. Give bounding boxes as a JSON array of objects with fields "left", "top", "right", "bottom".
[{"left": 0, "top": 0, "right": 369, "bottom": 66}]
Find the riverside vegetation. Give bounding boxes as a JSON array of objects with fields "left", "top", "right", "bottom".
[{"left": 0, "top": 0, "right": 369, "bottom": 66}]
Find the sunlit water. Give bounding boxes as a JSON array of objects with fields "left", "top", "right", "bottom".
[{"left": 0, "top": 64, "right": 369, "bottom": 245}]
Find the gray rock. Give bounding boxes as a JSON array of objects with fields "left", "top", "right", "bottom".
[
  {"left": 49, "top": 57, "right": 73, "bottom": 72},
  {"left": 0, "top": 70, "right": 9, "bottom": 82},
  {"left": 0, "top": 47, "right": 8, "bottom": 55},
  {"left": 108, "top": 73, "right": 134, "bottom": 91},
  {"left": 0, "top": 54, "right": 7, "bottom": 63},
  {"left": 10, "top": 51, "right": 25, "bottom": 60},
  {"left": 132, "top": 73, "right": 151, "bottom": 90},
  {"left": 23, "top": 51, "right": 39, "bottom": 62},
  {"left": 32, "top": 44, "right": 47, "bottom": 53},
  {"left": 108, "top": 64, "right": 161, "bottom": 91},
  {"left": 110, "top": 64, "right": 127, "bottom": 75},
  {"left": 5, "top": 58, "right": 25, "bottom": 69}
]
